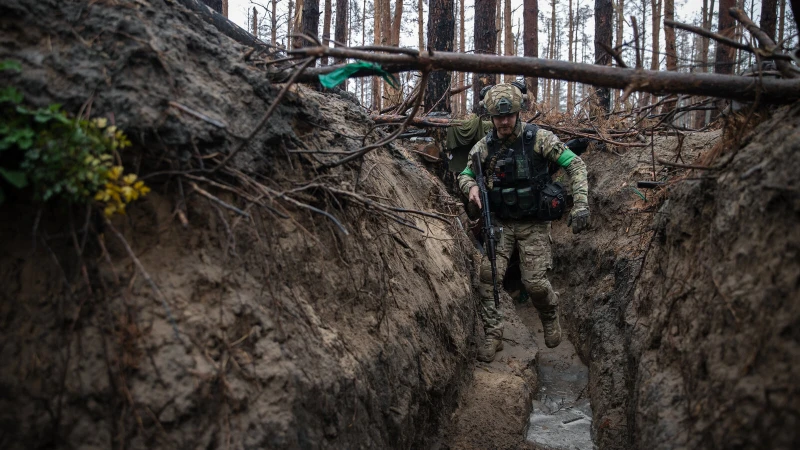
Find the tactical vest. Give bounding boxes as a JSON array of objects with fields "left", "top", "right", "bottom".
[{"left": 484, "top": 123, "right": 566, "bottom": 221}]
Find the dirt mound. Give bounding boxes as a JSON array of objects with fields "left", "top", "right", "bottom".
[
  {"left": 554, "top": 107, "right": 800, "bottom": 449},
  {"left": 0, "top": 1, "right": 482, "bottom": 449}
]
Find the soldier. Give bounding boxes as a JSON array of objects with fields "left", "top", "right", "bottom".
[{"left": 458, "top": 83, "right": 590, "bottom": 362}]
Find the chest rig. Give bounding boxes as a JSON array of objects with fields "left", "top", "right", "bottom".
[{"left": 484, "top": 123, "right": 566, "bottom": 221}]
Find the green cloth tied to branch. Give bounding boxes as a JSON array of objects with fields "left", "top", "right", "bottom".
[{"left": 318, "top": 61, "right": 398, "bottom": 89}]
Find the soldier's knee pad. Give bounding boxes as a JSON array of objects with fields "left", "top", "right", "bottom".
[
  {"left": 524, "top": 280, "right": 550, "bottom": 301},
  {"left": 479, "top": 261, "right": 494, "bottom": 283}
]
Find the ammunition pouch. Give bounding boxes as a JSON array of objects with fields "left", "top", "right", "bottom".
[
  {"left": 536, "top": 182, "right": 566, "bottom": 221},
  {"left": 488, "top": 182, "right": 566, "bottom": 221}
]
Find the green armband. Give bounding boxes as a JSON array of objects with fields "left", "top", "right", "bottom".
[
  {"left": 460, "top": 166, "right": 475, "bottom": 178},
  {"left": 556, "top": 149, "right": 577, "bottom": 168}
]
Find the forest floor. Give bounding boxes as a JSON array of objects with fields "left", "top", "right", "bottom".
[{"left": 1, "top": 1, "right": 799, "bottom": 450}]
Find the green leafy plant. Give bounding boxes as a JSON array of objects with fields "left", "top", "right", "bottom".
[{"left": 0, "top": 59, "right": 148, "bottom": 214}]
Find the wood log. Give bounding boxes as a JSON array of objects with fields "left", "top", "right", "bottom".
[
  {"left": 371, "top": 114, "right": 458, "bottom": 127},
  {"left": 175, "top": 0, "right": 271, "bottom": 48},
  {"left": 289, "top": 46, "right": 800, "bottom": 103}
]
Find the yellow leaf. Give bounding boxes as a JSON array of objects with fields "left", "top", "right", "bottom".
[
  {"left": 122, "top": 173, "right": 137, "bottom": 185},
  {"left": 139, "top": 185, "right": 151, "bottom": 196},
  {"left": 108, "top": 166, "right": 123, "bottom": 181},
  {"left": 94, "top": 118, "right": 108, "bottom": 128},
  {"left": 120, "top": 186, "right": 135, "bottom": 202},
  {"left": 104, "top": 204, "right": 116, "bottom": 217}
]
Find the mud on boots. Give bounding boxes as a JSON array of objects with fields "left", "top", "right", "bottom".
[{"left": 457, "top": 82, "right": 590, "bottom": 359}]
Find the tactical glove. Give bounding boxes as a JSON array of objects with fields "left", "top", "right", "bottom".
[{"left": 568, "top": 206, "right": 591, "bottom": 234}]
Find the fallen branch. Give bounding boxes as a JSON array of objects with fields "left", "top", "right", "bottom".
[
  {"left": 664, "top": 19, "right": 763, "bottom": 57},
  {"left": 175, "top": 0, "right": 273, "bottom": 49},
  {"left": 656, "top": 158, "right": 713, "bottom": 170},
  {"left": 288, "top": 45, "right": 800, "bottom": 103},
  {"left": 729, "top": 7, "right": 799, "bottom": 79},
  {"left": 371, "top": 114, "right": 459, "bottom": 127}
]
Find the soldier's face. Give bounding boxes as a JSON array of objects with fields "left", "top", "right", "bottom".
[{"left": 492, "top": 113, "right": 518, "bottom": 139}]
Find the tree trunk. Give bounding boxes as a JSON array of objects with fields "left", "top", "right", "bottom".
[
  {"left": 373, "top": 0, "right": 382, "bottom": 109},
  {"left": 425, "top": 0, "right": 455, "bottom": 112},
  {"left": 496, "top": 0, "right": 503, "bottom": 55},
  {"left": 523, "top": 0, "right": 539, "bottom": 103},
  {"left": 301, "top": 0, "right": 320, "bottom": 57},
  {"left": 271, "top": 0, "right": 277, "bottom": 46},
  {"left": 664, "top": 0, "right": 676, "bottom": 71},
  {"left": 251, "top": 7, "right": 258, "bottom": 36},
  {"left": 713, "top": 0, "right": 736, "bottom": 118},
  {"left": 392, "top": 0, "right": 403, "bottom": 47},
  {"left": 418, "top": 0, "right": 425, "bottom": 51},
  {"left": 614, "top": 0, "right": 624, "bottom": 104},
  {"left": 473, "top": 0, "right": 498, "bottom": 113},
  {"left": 650, "top": 0, "right": 661, "bottom": 71},
  {"left": 292, "top": 0, "right": 304, "bottom": 48},
  {"left": 595, "top": 0, "right": 613, "bottom": 112},
  {"left": 715, "top": 0, "right": 736, "bottom": 75},
  {"left": 648, "top": 0, "right": 661, "bottom": 106},
  {"left": 779, "top": 0, "right": 787, "bottom": 44},
  {"left": 567, "top": 0, "right": 574, "bottom": 111},
  {"left": 504, "top": 0, "right": 513, "bottom": 82},
  {"left": 760, "top": 0, "right": 779, "bottom": 42},
  {"left": 361, "top": 0, "right": 367, "bottom": 104},
  {"left": 288, "top": 0, "right": 294, "bottom": 48},
  {"left": 334, "top": 0, "right": 348, "bottom": 64},
  {"left": 459, "top": 0, "right": 467, "bottom": 114},
  {"left": 549, "top": 0, "right": 556, "bottom": 108},
  {"left": 382, "top": 0, "right": 398, "bottom": 106},
  {"left": 321, "top": 0, "right": 332, "bottom": 65}
]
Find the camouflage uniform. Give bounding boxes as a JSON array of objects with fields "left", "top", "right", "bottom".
[{"left": 458, "top": 84, "right": 589, "bottom": 357}]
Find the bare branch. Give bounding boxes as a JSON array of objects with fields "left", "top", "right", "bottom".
[{"left": 286, "top": 45, "right": 800, "bottom": 103}]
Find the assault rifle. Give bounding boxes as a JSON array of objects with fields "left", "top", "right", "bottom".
[{"left": 472, "top": 152, "right": 501, "bottom": 308}]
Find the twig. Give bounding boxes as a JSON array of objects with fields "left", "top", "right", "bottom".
[
  {"left": 324, "top": 70, "right": 431, "bottom": 168},
  {"left": 189, "top": 182, "right": 250, "bottom": 217},
  {"left": 597, "top": 40, "right": 629, "bottom": 68},
  {"left": 729, "top": 8, "right": 799, "bottom": 79},
  {"left": 210, "top": 56, "right": 315, "bottom": 174},
  {"left": 168, "top": 101, "right": 227, "bottom": 128}
]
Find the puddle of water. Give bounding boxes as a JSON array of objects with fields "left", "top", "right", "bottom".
[{"left": 521, "top": 307, "right": 596, "bottom": 450}]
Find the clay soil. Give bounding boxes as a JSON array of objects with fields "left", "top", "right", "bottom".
[
  {"left": 0, "top": 1, "right": 480, "bottom": 448},
  {"left": 2, "top": 1, "right": 800, "bottom": 450}
]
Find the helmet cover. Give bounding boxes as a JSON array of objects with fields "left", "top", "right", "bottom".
[{"left": 482, "top": 83, "right": 525, "bottom": 116}]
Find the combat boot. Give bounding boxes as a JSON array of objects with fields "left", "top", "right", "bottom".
[
  {"left": 477, "top": 334, "right": 504, "bottom": 362},
  {"left": 539, "top": 306, "right": 562, "bottom": 348}
]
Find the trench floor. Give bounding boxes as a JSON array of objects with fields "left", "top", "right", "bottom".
[{"left": 518, "top": 304, "right": 595, "bottom": 450}]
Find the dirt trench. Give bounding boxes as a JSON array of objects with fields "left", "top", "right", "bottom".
[
  {"left": 552, "top": 107, "right": 800, "bottom": 449},
  {"left": 0, "top": 1, "right": 482, "bottom": 448},
  {"left": 2, "top": 0, "right": 800, "bottom": 449}
]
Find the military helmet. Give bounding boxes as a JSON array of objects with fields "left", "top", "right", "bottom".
[{"left": 480, "top": 83, "right": 528, "bottom": 116}]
